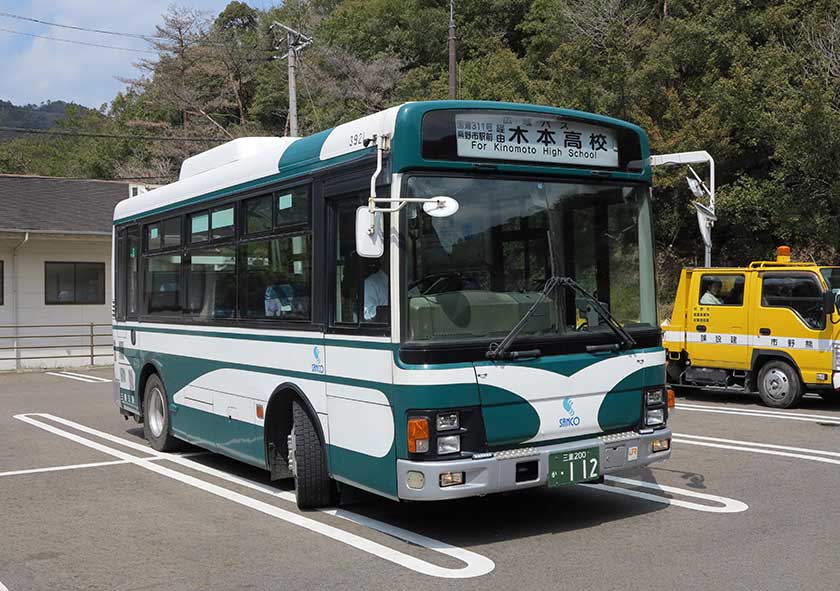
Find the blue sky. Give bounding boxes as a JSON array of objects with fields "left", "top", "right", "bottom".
[{"left": 0, "top": 0, "right": 268, "bottom": 109}]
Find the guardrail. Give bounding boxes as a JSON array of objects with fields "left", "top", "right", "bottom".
[{"left": 0, "top": 323, "right": 113, "bottom": 369}]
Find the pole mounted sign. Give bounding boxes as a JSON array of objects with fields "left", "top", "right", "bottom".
[{"left": 650, "top": 150, "right": 716, "bottom": 266}]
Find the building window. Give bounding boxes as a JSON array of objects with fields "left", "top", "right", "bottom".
[{"left": 45, "top": 262, "right": 106, "bottom": 305}]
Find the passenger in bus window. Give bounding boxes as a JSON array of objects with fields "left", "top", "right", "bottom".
[
  {"left": 700, "top": 279, "right": 724, "bottom": 305},
  {"left": 364, "top": 258, "right": 389, "bottom": 320}
]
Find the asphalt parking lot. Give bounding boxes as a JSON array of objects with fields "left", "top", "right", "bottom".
[{"left": 1, "top": 369, "right": 839, "bottom": 591}]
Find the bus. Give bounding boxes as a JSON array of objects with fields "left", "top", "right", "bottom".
[{"left": 112, "top": 100, "right": 673, "bottom": 509}]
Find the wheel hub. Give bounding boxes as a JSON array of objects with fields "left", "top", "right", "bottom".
[
  {"left": 148, "top": 387, "right": 165, "bottom": 438},
  {"left": 763, "top": 369, "right": 790, "bottom": 400}
]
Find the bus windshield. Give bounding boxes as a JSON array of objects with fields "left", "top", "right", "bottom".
[{"left": 403, "top": 175, "right": 656, "bottom": 343}]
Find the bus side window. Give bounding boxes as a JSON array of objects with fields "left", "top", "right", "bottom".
[{"left": 333, "top": 199, "right": 389, "bottom": 327}]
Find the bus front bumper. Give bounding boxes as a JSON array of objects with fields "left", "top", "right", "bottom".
[{"left": 396, "top": 428, "right": 672, "bottom": 501}]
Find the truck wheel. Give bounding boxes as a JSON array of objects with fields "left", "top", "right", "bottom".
[
  {"left": 757, "top": 360, "right": 803, "bottom": 408},
  {"left": 143, "top": 374, "right": 180, "bottom": 452},
  {"left": 289, "top": 400, "right": 338, "bottom": 509}
]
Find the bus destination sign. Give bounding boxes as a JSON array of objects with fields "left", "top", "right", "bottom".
[{"left": 455, "top": 113, "right": 619, "bottom": 168}]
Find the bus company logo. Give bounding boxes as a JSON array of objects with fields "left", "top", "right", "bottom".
[
  {"left": 559, "top": 397, "right": 581, "bottom": 428},
  {"left": 311, "top": 346, "right": 325, "bottom": 374}
]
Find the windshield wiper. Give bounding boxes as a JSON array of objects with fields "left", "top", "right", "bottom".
[
  {"left": 486, "top": 276, "right": 560, "bottom": 360},
  {"left": 486, "top": 276, "right": 635, "bottom": 361},
  {"left": 559, "top": 276, "right": 636, "bottom": 350}
]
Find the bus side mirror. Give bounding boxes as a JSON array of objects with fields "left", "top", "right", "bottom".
[
  {"left": 356, "top": 206, "right": 384, "bottom": 258},
  {"left": 822, "top": 290, "right": 836, "bottom": 316}
]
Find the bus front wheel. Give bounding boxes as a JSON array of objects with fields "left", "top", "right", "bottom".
[
  {"left": 289, "top": 400, "right": 338, "bottom": 509},
  {"left": 143, "top": 374, "right": 180, "bottom": 452}
]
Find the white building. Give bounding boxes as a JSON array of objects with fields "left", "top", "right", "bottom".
[{"left": 0, "top": 175, "right": 131, "bottom": 370}]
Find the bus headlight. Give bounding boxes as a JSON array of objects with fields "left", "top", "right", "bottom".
[
  {"left": 646, "top": 408, "right": 665, "bottom": 426},
  {"left": 437, "top": 434, "right": 461, "bottom": 455},
  {"left": 436, "top": 412, "right": 460, "bottom": 431},
  {"left": 645, "top": 388, "right": 665, "bottom": 406}
]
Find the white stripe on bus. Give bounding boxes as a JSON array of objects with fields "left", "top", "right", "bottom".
[
  {"left": 14, "top": 413, "right": 495, "bottom": 579},
  {"left": 675, "top": 403, "right": 840, "bottom": 424},
  {"left": 587, "top": 476, "right": 748, "bottom": 513}
]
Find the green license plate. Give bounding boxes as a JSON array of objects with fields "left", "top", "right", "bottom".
[{"left": 548, "top": 446, "right": 601, "bottom": 487}]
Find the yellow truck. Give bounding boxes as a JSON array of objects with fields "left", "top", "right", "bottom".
[{"left": 662, "top": 247, "right": 840, "bottom": 408}]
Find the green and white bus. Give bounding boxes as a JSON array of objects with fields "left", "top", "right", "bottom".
[{"left": 112, "top": 101, "right": 672, "bottom": 509}]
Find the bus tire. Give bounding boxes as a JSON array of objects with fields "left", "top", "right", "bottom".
[
  {"left": 143, "top": 374, "right": 180, "bottom": 452},
  {"left": 757, "top": 360, "right": 803, "bottom": 409},
  {"left": 290, "top": 400, "right": 337, "bottom": 509}
]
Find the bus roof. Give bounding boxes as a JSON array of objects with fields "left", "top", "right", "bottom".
[{"left": 113, "top": 100, "right": 650, "bottom": 224}]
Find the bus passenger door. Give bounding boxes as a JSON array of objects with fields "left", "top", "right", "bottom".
[
  {"left": 686, "top": 272, "right": 750, "bottom": 369},
  {"left": 115, "top": 226, "right": 141, "bottom": 411}
]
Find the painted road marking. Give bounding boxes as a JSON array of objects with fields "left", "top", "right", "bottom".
[
  {"left": 0, "top": 580, "right": 8, "bottom": 591},
  {"left": 45, "top": 372, "right": 102, "bottom": 383},
  {"left": 587, "top": 475, "right": 749, "bottom": 513},
  {"left": 675, "top": 403, "right": 840, "bottom": 425},
  {"left": 57, "top": 371, "right": 112, "bottom": 383},
  {"left": 0, "top": 453, "right": 210, "bottom": 479},
  {"left": 0, "top": 460, "right": 128, "bottom": 478},
  {"left": 14, "top": 413, "right": 495, "bottom": 579},
  {"left": 674, "top": 433, "right": 840, "bottom": 466}
]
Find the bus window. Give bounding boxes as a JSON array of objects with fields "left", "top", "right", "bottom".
[
  {"left": 333, "top": 199, "right": 389, "bottom": 326},
  {"left": 186, "top": 246, "right": 237, "bottom": 318},
  {"left": 146, "top": 254, "right": 182, "bottom": 314},
  {"left": 242, "top": 235, "right": 311, "bottom": 320}
]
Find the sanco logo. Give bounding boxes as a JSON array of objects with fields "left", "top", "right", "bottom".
[
  {"left": 559, "top": 397, "right": 581, "bottom": 428},
  {"left": 311, "top": 346, "right": 325, "bottom": 374}
]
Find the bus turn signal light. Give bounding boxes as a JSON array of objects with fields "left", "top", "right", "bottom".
[
  {"left": 667, "top": 389, "right": 676, "bottom": 409},
  {"left": 407, "top": 418, "right": 430, "bottom": 453}
]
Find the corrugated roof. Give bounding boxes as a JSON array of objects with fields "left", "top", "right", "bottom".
[{"left": 0, "top": 174, "right": 128, "bottom": 234}]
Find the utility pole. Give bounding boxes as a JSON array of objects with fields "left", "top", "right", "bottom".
[
  {"left": 271, "top": 22, "right": 312, "bottom": 137},
  {"left": 448, "top": 0, "right": 457, "bottom": 99}
]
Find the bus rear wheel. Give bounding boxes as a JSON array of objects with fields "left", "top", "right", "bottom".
[
  {"left": 757, "top": 360, "right": 803, "bottom": 409},
  {"left": 289, "top": 400, "right": 337, "bottom": 509},
  {"left": 143, "top": 374, "right": 180, "bottom": 452}
]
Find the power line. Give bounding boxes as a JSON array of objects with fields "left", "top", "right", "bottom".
[
  {"left": 0, "top": 27, "right": 157, "bottom": 54},
  {"left": 0, "top": 10, "right": 156, "bottom": 41},
  {"left": 0, "top": 126, "right": 227, "bottom": 142}
]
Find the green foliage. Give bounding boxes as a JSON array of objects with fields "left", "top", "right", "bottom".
[{"left": 2, "top": 0, "right": 839, "bottom": 290}]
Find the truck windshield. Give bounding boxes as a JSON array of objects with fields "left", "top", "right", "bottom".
[{"left": 403, "top": 175, "right": 657, "bottom": 343}]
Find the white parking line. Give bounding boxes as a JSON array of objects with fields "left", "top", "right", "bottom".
[
  {"left": 587, "top": 476, "right": 749, "bottom": 513},
  {"left": 0, "top": 580, "right": 8, "bottom": 591},
  {"left": 674, "top": 433, "right": 840, "bottom": 466},
  {"left": 0, "top": 453, "right": 209, "bottom": 479},
  {"left": 45, "top": 372, "right": 102, "bottom": 384},
  {"left": 675, "top": 403, "right": 840, "bottom": 424},
  {"left": 57, "top": 371, "right": 112, "bottom": 383},
  {"left": 14, "top": 413, "right": 495, "bottom": 579},
  {"left": 0, "top": 460, "right": 129, "bottom": 477}
]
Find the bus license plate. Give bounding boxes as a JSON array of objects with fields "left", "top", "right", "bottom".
[{"left": 548, "top": 447, "right": 600, "bottom": 487}]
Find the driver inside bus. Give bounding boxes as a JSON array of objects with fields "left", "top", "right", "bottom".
[{"left": 364, "top": 258, "right": 389, "bottom": 321}]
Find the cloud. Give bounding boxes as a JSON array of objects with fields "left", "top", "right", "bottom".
[{"left": 0, "top": 0, "right": 235, "bottom": 108}]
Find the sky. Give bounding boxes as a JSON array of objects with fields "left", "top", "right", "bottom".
[{"left": 0, "top": 0, "right": 264, "bottom": 109}]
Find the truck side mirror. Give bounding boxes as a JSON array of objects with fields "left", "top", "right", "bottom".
[
  {"left": 356, "top": 207, "right": 384, "bottom": 258},
  {"left": 822, "top": 290, "right": 836, "bottom": 316}
]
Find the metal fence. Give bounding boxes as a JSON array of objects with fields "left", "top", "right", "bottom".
[{"left": 0, "top": 323, "right": 113, "bottom": 369}]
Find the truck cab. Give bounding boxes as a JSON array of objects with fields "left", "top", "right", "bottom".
[{"left": 662, "top": 247, "right": 840, "bottom": 408}]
